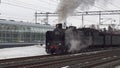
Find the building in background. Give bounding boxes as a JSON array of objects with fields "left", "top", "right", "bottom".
[{"left": 0, "top": 19, "right": 54, "bottom": 48}]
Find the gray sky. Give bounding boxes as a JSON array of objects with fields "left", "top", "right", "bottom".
[
  {"left": 0, "top": 0, "right": 59, "bottom": 22},
  {"left": 0, "top": 0, "right": 120, "bottom": 27}
]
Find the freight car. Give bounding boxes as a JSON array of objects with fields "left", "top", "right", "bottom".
[{"left": 46, "top": 23, "right": 120, "bottom": 54}]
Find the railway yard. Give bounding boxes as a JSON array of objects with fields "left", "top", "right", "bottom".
[
  {"left": 1, "top": 0, "right": 120, "bottom": 68},
  {"left": 0, "top": 48, "right": 120, "bottom": 68}
]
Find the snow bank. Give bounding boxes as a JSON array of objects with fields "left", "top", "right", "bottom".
[{"left": 0, "top": 45, "right": 47, "bottom": 60}]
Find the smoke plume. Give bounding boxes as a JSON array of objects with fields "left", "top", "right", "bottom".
[
  {"left": 57, "top": 0, "right": 109, "bottom": 22},
  {"left": 56, "top": 0, "right": 110, "bottom": 52},
  {"left": 65, "top": 27, "right": 92, "bottom": 53}
]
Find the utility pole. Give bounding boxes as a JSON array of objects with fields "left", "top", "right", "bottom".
[
  {"left": 35, "top": 11, "right": 37, "bottom": 24},
  {"left": 35, "top": 10, "right": 120, "bottom": 26},
  {"left": 99, "top": 11, "right": 101, "bottom": 26},
  {"left": 45, "top": 12, "right": 49, "bottom": 25},
  {"left": 119, "top": 14, "right": 120, "bottom": 26},
  {"left": 35, "top": 12, "right": 50, "bottom": 25},
  {"left": 82, "top": 14, "right": 84, "bottom": 27}
]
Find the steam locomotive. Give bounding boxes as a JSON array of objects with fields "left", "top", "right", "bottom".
[{"left": 46, "top": 23, "right": 120, "bottom": 54}]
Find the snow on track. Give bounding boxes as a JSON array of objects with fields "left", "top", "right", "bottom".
[{"left": 0, "top": 45, "right": 47, "bottom": 60}]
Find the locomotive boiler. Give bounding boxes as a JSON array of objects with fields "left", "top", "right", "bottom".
[{"left": 46, "top": 23, "right": 120, "bottom": 54}]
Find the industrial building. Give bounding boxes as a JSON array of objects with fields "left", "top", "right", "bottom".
[{"left": 0, "top": 19, "right": 54, "bottom": 48}]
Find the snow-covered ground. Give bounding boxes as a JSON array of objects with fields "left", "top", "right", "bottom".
[
  {"left": 115, "top": 66, "right": 120, "bottom": 68},
  {"left": 0, "top": 45, "right": 47, "bottom": 60}
]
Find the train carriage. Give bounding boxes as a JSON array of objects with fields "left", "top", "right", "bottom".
[{"left": 0, "top": 19, "right": 54, "bottom": 48}]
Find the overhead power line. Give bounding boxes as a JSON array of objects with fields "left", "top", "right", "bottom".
[
  {"left": 85, "top": 0, "right": 107, "bottom": 10},
  {"left": 2, "top": 0, "right": 56, "bottom": 12},
  {"left": 107, "top": 1, "right": 120, "bottom": 9},
  {"left": 37, "top": 0, "right": 57, "bottom": 5},
  {"left": 2, "top": 1, "right": 37, "bottom": 11},
  {"left": 35, "top": 10, "right": 120, "bottom": 26},
  {"left": 8, "top": 0, "right": 55, "bottom": 11},
  {"left": 36, "top": 10, "right": 120, "bottom": 17}
]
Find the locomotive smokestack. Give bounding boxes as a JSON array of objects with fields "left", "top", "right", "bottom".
[{"left": 56, "top": 23, "right": 62, "bottom": 29}]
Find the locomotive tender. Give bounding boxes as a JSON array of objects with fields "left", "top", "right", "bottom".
[{"left": 46, "top": 23, "right": 120, "bottom": 54}]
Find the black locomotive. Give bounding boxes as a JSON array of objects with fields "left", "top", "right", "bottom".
[{"left": 46, "top": 23, "right": 120, "bottom": 54}]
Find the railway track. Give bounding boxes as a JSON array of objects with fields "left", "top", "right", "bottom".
[
  {"left": 0, "top": 49, "right": 120, "bottom": 68},
  {"left": 0, "top": 55, "right": 54, "bottom": 68}
]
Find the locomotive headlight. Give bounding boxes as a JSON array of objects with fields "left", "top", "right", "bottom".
[{"left": 58, "top": 43, "right": 62, "bottom": 45}]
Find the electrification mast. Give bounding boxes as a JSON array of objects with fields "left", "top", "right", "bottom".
[{"left": 35, "top": 10, "right": 120, "bottom": 26}]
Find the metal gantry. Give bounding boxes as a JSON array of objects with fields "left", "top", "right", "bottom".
[{"left": 35, "top": 10, "right": 120, "bottom": 27}]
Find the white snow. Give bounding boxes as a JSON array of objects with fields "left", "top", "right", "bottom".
[
  {"left": 61, "top": 66, "right": 70, "bottom": 68},
  {"left": 115, "top": 66, "right": 120, "bottom": 68},
  {"left": 0, "top": 45, "right": 47, "bottom": 60}
]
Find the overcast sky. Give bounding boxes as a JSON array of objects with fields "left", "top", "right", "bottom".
[{"left": 0, "top": 0, "right": 120, "bottom": 27}]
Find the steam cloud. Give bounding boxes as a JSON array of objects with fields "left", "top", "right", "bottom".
[
  {"left": 57, "top": 0, "right": 109, "bottom": 22},
  {"left": 65, "top": 27, "right": 92, "bottom": 52},
  {"left": 57, "top": 0, "right": 110, "bottom": 52}
]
